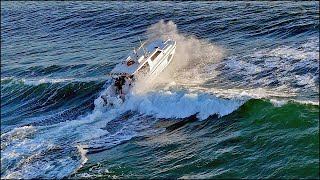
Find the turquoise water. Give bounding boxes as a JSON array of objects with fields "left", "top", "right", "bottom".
[{"left": 1, "top": 1, "right": 319, "bottom": 179}]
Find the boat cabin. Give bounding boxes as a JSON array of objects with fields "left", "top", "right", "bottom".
[{"left": 109, "top": 39, "right": 171, "bottom": 77}]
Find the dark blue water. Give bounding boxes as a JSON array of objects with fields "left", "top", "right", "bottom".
[{"left": 1, "top": 1, "right": 319, "bottom": 179}]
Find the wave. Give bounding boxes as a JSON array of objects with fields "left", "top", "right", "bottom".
[
  {"left": 1, "top": 76, "right": 109, "bottom": 86},
  {"left": 1, "top": 13, "right": 319, "bottom": 178},
  {"left": 1, "top": 78, "right": 105, "bottom": 133},
  {"left": 1, "top": 82, "right": 318, "bottom": 179},
  {"left": 122, "top": 89, "right": 248, "bottom": 120},
  {"left": 236, "top": 99, "right": 319, "bottom": 129},
  {"left": 140, "top": 21, "right": 318, "bottom": 100},
  {"left": 0, "top": 113, "right": 107, "bottom": 179},
  {"left": 1, "top": 62, "right": 116, "bottom": 82},
  {"left": 196, "top": 37, "right": 319, "bottom": 95}
]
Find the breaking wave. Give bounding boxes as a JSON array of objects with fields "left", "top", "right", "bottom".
[{"left": 1, "top": 5, "right": 319, "bottom": 177}]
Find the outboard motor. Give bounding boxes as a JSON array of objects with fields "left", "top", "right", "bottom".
[{"left": 100, "top": 94, "right": 123, "bottom": 108}]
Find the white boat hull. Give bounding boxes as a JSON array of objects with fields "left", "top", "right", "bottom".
[
  {"left": 98, "top": 38, "right": 176, "bottom": 108},
  {"left": 148, "top": 44, "right": 176, "bottom": 81}
]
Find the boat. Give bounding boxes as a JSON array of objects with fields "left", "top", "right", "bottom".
[{"left": 96, "top": 37, "right": 176, "bottom": 107}]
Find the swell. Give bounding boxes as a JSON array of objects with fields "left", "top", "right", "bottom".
[
  {"left": 75, "top": 98, "right": 319, "bottom": 179},
  {"left": 236, "top": 98, "right": 319, "bottom": 123},
  {"left": 1, "top": 2, "right": 319, "bottom": 179},
  {"left": 1, "top": 85, "right": 318, "bottom": 179},
  {"left": 1, "top": 78, "right": 104, "bottom": 132},
  {"left": 2, "top": 2, "right": 318, "bottom": 44},
  {"left": 1, "top": 62, "right": 116, "bottom": 81}
]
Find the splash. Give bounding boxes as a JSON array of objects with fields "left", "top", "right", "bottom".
[
  {"left": 134, "top": 20, "right": 225, "bottom": 91},
  {"left": 0, "top": 109, "right": 113, "bottom": 179},
  {"left": 123, "top": 89, "right": 248, "bottom": 120}
]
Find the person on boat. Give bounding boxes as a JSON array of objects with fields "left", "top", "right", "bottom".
[
  {"left": 120, "top": 76, "right": 126, "bottom": 86},
  {"left": 129, "top": 75, "right": 135, "bottom": 84},
  {"left": 115, "top": 76, "right": 127, "bottom": 95},
  {"left": 122, "top": 76, "right": 133, "bottom": 95},
  {"left": 114, "top": 77, "right": 122, "bottom": 94},
  {"left": 128, "top": 75, "right": 133, "bottom": 86}
]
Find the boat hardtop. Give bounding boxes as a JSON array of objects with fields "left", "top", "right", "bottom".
[{"left": 109, "top": 38, "right": 176, "bottom": 76}]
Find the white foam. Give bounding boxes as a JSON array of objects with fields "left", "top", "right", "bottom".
[
  {"left": 1, "top": 108, "right": 116, "bottom": 179},
  {"left": 3, "top": 20, "right": 318, "bottom": 179},
  {"left": 292, "top": 99, "right": 319, "bottom": 106},
  {"left": 295, "top": 73, "right": 317, "bottom": 87},
  {"left": 2, "top": 76, "right": 111, "bottom": 86},
  {"left": 270, "top": 99, "right": 288, "bottom": 107},
  {"left": 122, "top": 89, "right": 248, "bottom": 120},
  {"left": 224, "top": 57, "right": 262, "bottom": 75},
  {"left": 22, "top": 78, "right": 74, "bottom": 86},
  {"left": 1, "top": 77, "right": 13, "bottom": 81},
  {"left": 76, "top": 145, "right": 88, "bottom": 170},
  {"left": 270, "top": 46, "right": 318, "bottom": 61},
  {"left": 209, "top": 38, "right": 319, "bottom": 98}
]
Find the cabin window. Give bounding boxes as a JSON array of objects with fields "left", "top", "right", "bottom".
[
  {"left": 138, "top": 62, "right": 150, "bottom": 75},
  {"left": 167, "top": 54, "right": 172, "bottom": 62},
  {"left": 150, "top": 51, "right": 161, "bottom": 61},
  {"left": 163, "top": 44, "right": 170, "bottom": 51}
]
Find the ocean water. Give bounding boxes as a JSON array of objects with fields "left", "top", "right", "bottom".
[{"left": 1, "top": 1, "right": 319, "bottom": 179}]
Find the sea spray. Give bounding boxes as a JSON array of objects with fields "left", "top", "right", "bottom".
[
  {"left": 1, "top": 2, "right": 319, "bottom": 178},
  {"left": 0, "top": 107, "right": 114, "bottom": 179},
  {"left": 133, "top": 20, "right": 226, "bottom": 93}
]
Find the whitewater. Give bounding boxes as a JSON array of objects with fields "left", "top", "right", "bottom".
[{"left": 1, "top": 1, "right": 319, "bottom": 179}]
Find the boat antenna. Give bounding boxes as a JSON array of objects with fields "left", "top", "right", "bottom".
[
  {"left": 138, "top": 37, "right": 147, "bottom": 57},
  {"left": 133, "top": 47, "right": 138, "bottom": 61}
]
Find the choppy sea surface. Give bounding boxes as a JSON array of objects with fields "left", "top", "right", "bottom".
[{"left": 1, "top": 1, "right": 319, "bottom": 179}]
